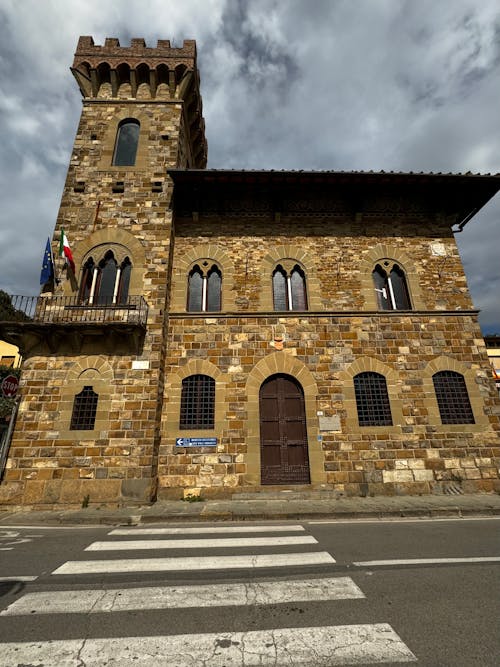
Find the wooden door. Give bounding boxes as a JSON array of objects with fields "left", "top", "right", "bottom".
[{"left": 259, "top": 374, "right": 310, "bottom": 485}]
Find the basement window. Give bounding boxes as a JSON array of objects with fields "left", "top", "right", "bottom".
[
  {"left": 354, "top": 372, "right": 393, "bottom": 426},
  {"left": 433, "top": 371, "right": 475, "bottom": 424},
  {"left": 180, "top": 375, "right": 215, "bottom": 429},
  {"left": 70, "top": 386, "right": 98, "bottom": 430}
]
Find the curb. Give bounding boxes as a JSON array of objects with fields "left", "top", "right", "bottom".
[{"left": 2, "top": 507, "right": 497, "bottom": 526}]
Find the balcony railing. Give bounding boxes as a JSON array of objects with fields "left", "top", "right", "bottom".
[{"left": 0, "top": 295, "right": 149, "bottom": 327}]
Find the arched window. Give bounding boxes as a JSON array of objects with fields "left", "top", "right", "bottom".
[
  {"left": 372, "top": 260, "right": 411, "bottom": 310},
  {"left": 180, "top": 374, "right": 215, "bottom": 429},
  {"left": 70, "top": 386, "right": 98, "bottom": 430},
  {"left": 354, "top": 372, "right": 393, "bottom": 426},
  {"left": 112, "top": 119, "right": 140, "bottom": 166},
  {"left": 79, "top": 257, "right": 95, "bottom": 303},
  {"left": 433, "top": 371, "right": 474, "bottom": 424},
  {"left": 187, "top": 263, "right": 222, "bottom": 312},
  {"left": 96, "top": 251, "right": 118, "bottom": 304},
  {"left": 272, "top": 264, "right": 308, "bottom": 311},
  {"left": 78, "top": 250, "right": 132, "bottom": 305}
]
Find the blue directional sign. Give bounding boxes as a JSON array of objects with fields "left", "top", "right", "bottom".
[{"left": 176, "top": 437, "right": 218, "bottom": 447}]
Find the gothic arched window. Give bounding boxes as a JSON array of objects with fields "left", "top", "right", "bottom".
[
  {"left": 78, "top": 250, "right": 132, "bottom": 305},
  {"left": 180, "top": 374, "right": 215, "bottom": 429},
  {"left": 187, "top": 263, "right": 222, "bottom": 312},
  {"left": 272, "top": 264, "right": 307, "bottom": 311},
  {"left": 433, "top": 371, "right": 474, "bottom": 424},
  {"left": 372, "top": 260, "right": 411, "bottom": 310},
  {"left": 354, "top": 372, "right": 393, "bottom": 426},
  {"left": 79, "top": 257, "right": 95, "bottom": 304},
  {"left": 112, "top": 119, "right": 140, "bottom": 166}
]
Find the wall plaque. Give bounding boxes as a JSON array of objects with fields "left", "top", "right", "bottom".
[{"left": 319, "top": 415, "right": 341, "bottom": 432}]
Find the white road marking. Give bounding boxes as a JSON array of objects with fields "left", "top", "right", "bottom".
[
  {"left": 0, "top": 524, "right": 100, "bottom": 530},
  {"left": 85, "top": 535, "right": 317, "bottom": 551},
  {"left": 1, "top": 576, "right": 365, "bottom": 615},
  {"left": 0, "top": 576, "right": 38, "bottom": 582},
  {"left": 309, "top": 517, "right": 500, "bottom": 524},
  {"left": 0, "top": 624, "right": 417, "bottom": 665},
  {"left": 52, "top": 551, "right": 335, "bottom": 574},
  {"left": 353, "top": 556, "right": 500, "bottom": 567},
  {"left": 110, "top": 524, "right": 306, "bottom": 535}
]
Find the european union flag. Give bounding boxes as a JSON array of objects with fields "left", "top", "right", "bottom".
[{"left": 40, "top": 238, "right": 55, "bottom": 285}]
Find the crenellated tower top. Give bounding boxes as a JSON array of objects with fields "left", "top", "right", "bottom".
[{"left": 71, "top": 36, "right": 207, "bottom": 167}]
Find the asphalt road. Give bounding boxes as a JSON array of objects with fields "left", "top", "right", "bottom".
[{"left": 0, "top": 517, "right": 498, "bottom": 666}]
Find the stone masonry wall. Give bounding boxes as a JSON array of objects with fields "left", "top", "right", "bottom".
[
  {"left": 0, "top": 99, "right": 187, "bottom": 506},
  {"left": 156, "top": 215, "right": 500, "bottom": 498}
]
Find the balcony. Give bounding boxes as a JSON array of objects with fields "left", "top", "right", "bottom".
[{"left": 0, "top": 295, "right": 149, "bottom": 356}]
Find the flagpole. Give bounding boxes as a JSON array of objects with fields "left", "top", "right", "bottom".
[{"left": 50, "top": 237, "right": 60, "bottom": 285}]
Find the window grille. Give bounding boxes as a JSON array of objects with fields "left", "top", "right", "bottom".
[
  {"left": 70, "top": 386, "right": 98, "bottom": 430},
  {"left": 180, "top": 375, "right": 215, "bottom": 429},
  {"left": 433, "top": 371, "right": 474, "bottom": 424},
  {"left": 354, "top": 372, "right": 393, "bottom": 426}
]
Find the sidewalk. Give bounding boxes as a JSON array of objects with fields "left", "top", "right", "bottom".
[{"left": 1, "top": 492, "right": 499, "bottom": 526}]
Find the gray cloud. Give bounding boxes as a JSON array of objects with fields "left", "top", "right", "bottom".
[{"left": 0, "top": 0, "right": 498, "bottom": 332}]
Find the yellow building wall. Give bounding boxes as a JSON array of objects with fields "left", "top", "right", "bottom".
[{"left": 0, "top": 341, "right": 21, "bottom": 368}]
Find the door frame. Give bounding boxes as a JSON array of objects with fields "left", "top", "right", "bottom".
[
  {"left": 244, "top": 352, "right": 326, "bottom": 486},
  {"left": 259, "top": 373, "right": 310, "bottom": 485}
]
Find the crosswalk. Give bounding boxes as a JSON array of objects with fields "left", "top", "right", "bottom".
[{"left": 0, "top": 523, "right": 417, "bottom": 665}]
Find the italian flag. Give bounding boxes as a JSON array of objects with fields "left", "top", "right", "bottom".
[{"left": 59, "top": 229, "right": 75, "bottom": 274}]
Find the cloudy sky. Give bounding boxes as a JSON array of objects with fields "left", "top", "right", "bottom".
[{"left": 0, "top": 0, "right": 499, "bottom": 332}]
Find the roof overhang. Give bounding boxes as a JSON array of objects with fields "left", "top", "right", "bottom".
[{"left": 167, "top": 169, "right": 500, "bottom": 230}]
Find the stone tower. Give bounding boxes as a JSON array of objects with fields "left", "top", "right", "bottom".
[{"left": 0, "top": 37, "right": 206, "bottom": 505}]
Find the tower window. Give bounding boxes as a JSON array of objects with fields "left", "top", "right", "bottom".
[
  {"left": 112, "top": 119, "right": 140, "bottom": 166},
  {"left": 372, "top": 261, "right": 411, "bottom": 310},
  {"left": 354, "top": 372, "right": 393, "bottom": 426},
  {"left": 78, "top": 250, "right": 132, "bottom": 305},
  {"left": 272, "top": 264, "right": 307, "bottom": 311},
  {"left": 70, "top": 386, "right": 98, "bottom": 430},
  {"left": 180, "top": 374, "right": 215, "bottom": 429},
  {"left": 433, "top": 371, "right": 475, "bottom": 424},
  {"left": 187, "top": 263, "right": 222, "bottom": 312}
]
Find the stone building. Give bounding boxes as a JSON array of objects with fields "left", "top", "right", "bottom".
[
  {"left": 0, "top": 36, "right": 499, "bottom": 506},
  {"left": 485, "top": 335, "right": 500, "bottom": 397}
]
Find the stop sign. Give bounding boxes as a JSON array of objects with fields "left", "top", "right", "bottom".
[{"left": 1, "top": 375, "right": 19, "bottom": 398}]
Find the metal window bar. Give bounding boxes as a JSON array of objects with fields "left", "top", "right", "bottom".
[
  {"left": 70, "top": 386, "right": 98, "bottom": 430},
  {"left": 180, "top": 374, "right": 215, "bottom": 429},
  {"left": 354, "top": 372, "right": 393, "bottom": 426},
  {"left": 433, "top": 371, "right": 475, "bottom": 424}
]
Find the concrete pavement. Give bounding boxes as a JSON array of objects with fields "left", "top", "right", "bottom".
[{"left": 1, "top": 490, "right": 500, "bottom": 526}]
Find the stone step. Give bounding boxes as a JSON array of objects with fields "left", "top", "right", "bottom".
[{"left": 232, "top": 489, "right": 340, "bottom": 501}]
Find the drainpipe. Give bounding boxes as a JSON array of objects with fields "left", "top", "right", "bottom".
[
  {"left": 0, "top": 398, "right": 20, "bottom": 482},
  {"left": 452, "top": 207, "right": 480, "bottom": 234}
]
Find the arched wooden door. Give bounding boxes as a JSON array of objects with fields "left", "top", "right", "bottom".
[{"left": 259, "top": 374, "right": 310, "bottom": 485}]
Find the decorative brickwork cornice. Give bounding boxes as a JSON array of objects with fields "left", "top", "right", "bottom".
[{"left": 74, "top": 36, "right": 197, "bottom": 69}]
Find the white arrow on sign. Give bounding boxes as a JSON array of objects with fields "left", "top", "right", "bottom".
[{"left": 176, "top": 438, "right": 184, "bottom": 446}]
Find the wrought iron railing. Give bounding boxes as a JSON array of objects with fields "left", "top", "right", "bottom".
[{"left": 0, "top": 295, "right": 149, "bottom": 326}]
